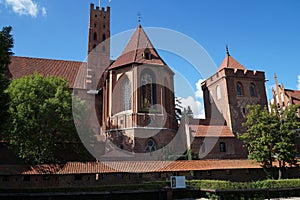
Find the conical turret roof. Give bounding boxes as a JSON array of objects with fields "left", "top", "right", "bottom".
[
  {"left": 109, "top": 25, "right": 166, "bottom": 69},
  {"left": 217, "top": 49, "right": 246, "bottom": 72}
]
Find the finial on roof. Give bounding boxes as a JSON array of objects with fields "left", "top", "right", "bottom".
[
  {"left": 274, "top": 73, "right": 279, "bottom": 86},
  {"left": 226, "top": 44, "right": 230, "bottom": 56},
  {"left": 137, "top": 12, "right": 142, "bottom": 25}
]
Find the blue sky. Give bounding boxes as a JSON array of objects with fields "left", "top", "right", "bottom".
[{"left": 1, "top": 0, "right": 300, "bottom": 117}]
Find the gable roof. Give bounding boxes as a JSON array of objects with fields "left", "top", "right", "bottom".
[
  {"left": 109, "top": 25, "right": 166, "bottom": 69},
  {"left": 285, "top": 89, "right": 300, "bottom": 105},
  {"left": 218, "top": 53, "right": 247, "bottom": 72},
  {"left": 9, "top": 56, "right": 87, "bottom": 89}
]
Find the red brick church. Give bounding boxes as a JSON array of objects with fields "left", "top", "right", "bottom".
[{"left": 7, "top": 4, "right": 269, "bottom": 160}]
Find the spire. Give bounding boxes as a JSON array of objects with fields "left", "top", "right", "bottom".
[
  {"left": 226, "top": 44, "right": 230, "bottom": 56},
  {"left": 274, "top": 73, "right": 279, "bottom": 87},
  {"left": 137, "top": 12, "right": 141, "bottom": 25}
]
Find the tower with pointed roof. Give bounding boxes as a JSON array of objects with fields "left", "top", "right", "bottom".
[
  {"left": 100, "top": 24, "right": 177, "bottom": 153},
  {"left": 201, "top": 47, "right": 268, "bottom": 133}
]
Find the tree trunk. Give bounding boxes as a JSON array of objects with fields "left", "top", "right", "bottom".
[
  {"left": 269, "top": 145, "right": 273, "bottom": 167},
  {"left": 278, "top": 161, "right": 285, "bottom": 179}
]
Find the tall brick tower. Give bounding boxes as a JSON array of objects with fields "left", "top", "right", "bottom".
[
  {"left": 86, "top": 3, "right": 110, "bottom": 90},
  {"left": 201, "top": 47, "right": 268, "bottom": 133}
]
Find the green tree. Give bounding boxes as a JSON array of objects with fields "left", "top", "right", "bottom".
[
  {"left": 5, "top": 73, "right": 88, "bottom": 164},
  {"left": 0, "top": 26, "right": 14, "bottom": 132},
  {"left": 239, "top": 104, "right": 300, "bottom": 179}
]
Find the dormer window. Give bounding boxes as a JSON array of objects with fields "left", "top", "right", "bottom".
[{"left": 143, "top": 49, "right": 151, "bottom": 60}]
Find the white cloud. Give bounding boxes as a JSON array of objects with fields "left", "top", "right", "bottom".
[
  {"left": 297, "top": 75, "right": 300, "bottom": 90},
  {"left": 3, "top": 0, "right": 46, "bottom": 17},
  {"left": 195, "top": 79, "right": 205, "bottom": 99},
  {"left": 180, "top": 96, "right": 205, "bottom": 119}
]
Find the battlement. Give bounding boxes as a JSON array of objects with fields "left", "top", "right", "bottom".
[
  {"left": 202, "top": 68, "right": 266, "bottom": 87},
  {"left": 223, "top": 68, "right": 265, "bottom": 78},
  {"left": 90, "top": 3, "right": 110, "bottom": 12}
]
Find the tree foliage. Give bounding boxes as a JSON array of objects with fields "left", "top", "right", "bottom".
[
  {"left": 239, "top": 104, "right": 300, "bottom": 178},
  {"left": 5, "top": 73, "right": 88, "bottom": 164},
  {"left": 0, "top": 26, "right": 14, "bottom": 132},
  {"left": 0, "top": 26, "right": 14, "bottom": 69}
]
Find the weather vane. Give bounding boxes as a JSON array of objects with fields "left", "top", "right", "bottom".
[{"left": 137, "top": 12, "right": 142, "bottom": 24}]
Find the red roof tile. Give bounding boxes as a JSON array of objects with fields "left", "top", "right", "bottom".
[
  {"left": 189, "top": 124, "right": 235, "bottom": 138},
  {"left": 109, "top": 25, "right": 166, "bottom": 69},
  {"left": 218, "top": 54, "right": 247, "bottom": 72},
  {"left": 9, "top": 56, "right": 87, "bottom": 89},
  {"left": 0, "top": 160, "right": 288, "bottom": 175},
  {"left": 58, "top": 160, "right": 261, "bottom": 174},
  {"left": 285, "top": 89, "right": 300, "bottom": 105}
]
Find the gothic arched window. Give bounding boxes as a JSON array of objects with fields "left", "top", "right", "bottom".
[
  {"left": 140, "top": 70, "right": 156, "bottom": 110},
  {"left": 145, "top": 138, "right": 157, "bottom": 152},
  {"left": 216, "top": 85, "right": 221, "bottom": 100},
  {"left": 237, "top": 82, "right": 244, "bottom": 96},
  {"left": 164, "top": 78, "right": 170, "bottom": 113},
  {"left": 102, "top": 33, "right": 106, "bottom": 42},
  {"left": 93, "top": 32, "right": 97, "bottom": 41},
  {"left": 249, "top": 83, "right": 256, "bottom": 97},
  {"left": 122, "top": 77, "right": 131, "bottom": 111}
]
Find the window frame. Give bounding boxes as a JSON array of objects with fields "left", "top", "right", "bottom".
[
  {"left": 219, "top": 142, "right": 226, "bottom": 152},
  {"left": 236, "top": 82, "right": 244, "bottom": 96},
  {"left": 249, "top": 83, "right": 256, "bottom": 97}
]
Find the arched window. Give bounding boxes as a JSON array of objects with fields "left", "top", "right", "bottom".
[
  {"left": 93, "top": 32, "right": 97, "bottom": 41},
  {"left": 145, "top": 138, "right": 157, "bottom": 152},
  {"left": 122, "top": 77, "right": 131, "bottom": 111},
  {"left": 209, "top": 91, "right": 213, "bottom": 104},
  {"left": 140, "top": 70, "right": 156, "bottom": 110},
  {"left": 102, "top": 33, "right": 106, "bottom": 42},
  {"left": 236, "top": 82, "right": 244, "bottom": 96},
  {"left": 143, "top": 48, "right": 151, "bottom": 60},
  {"left": 249, "top": 83, "right": 256, "bottom": 97},
  {"left": 216, "top": 85, "right": 221, "bottom": 100},
  {"left": 164, "top": 79, "right": 170, "bottom": 113}
]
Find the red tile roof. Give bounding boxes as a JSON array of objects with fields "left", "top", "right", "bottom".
[
  {"left": 54, "top": 160, "right": 263, "bottom": 174},
  {"left": 9, "top": 56, "right": 87, "bottom": 89},
  {"left": 0, "top": 160, "right": 265, "bottom": 175},
  {"left": 285, "top": 89, "right": 300, "bottom": 105},
  {"left": 189, "top": 124, "right": 235, "bottom": 138},
  {"left": 109, "top": 25, "right": 166, "bottom": 69},
  {"left": 218, "top": 54, "right": 247, "bottom": 72}
]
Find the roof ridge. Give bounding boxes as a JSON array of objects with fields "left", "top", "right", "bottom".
[{"left": 11, "top": 55, "right": 85, "bottom": 64}]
